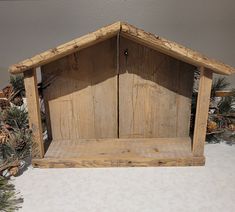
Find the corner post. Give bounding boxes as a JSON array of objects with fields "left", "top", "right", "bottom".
[
  {"left": 24, "top": 68, "right": 44, "bottom": 158},
  {"left": 193, "top": 67, "right": 213, "bottom": 156}
]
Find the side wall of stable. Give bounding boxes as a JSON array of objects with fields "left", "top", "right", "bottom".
[{"left": 41, "top": 36, "right": 195, "bottom": 141}]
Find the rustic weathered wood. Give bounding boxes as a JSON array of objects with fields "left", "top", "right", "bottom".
[
  {"left": 10, "top": 22, "right": 121, "bottom": 74},
  {"left": 24, "top": 69, "right": 44, "bottom": 158},
  {"left": 32, "top": 156, "right": 205, "bottom": 168},
  {"left": 215, "top": 90, "right": 235, "bottom": 97},
  {"left": 45, "top": 137, "right": 192, "bottom": 158},
  {"left": 193, "top": 67, "right": 213, "bottom": 156},
  {"left": 32, "top": 137, "right": 205, "bottom": 168},
  {"left": 119, "top": 36, "right": 194, "bottom": 138},
  {"left": 120, "top": 23, "right": 235, "bottom": 75},
  {"left": 10, "top": 22, "right": 233, "bottom": 168},
  {"left": 9, "top": 22, "right": 235, "bottom": 75},
  {"left": 41, "top": 37, "right": 117, "bottom": 140}
]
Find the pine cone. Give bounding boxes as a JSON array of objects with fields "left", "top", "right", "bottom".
[
  {"left": 9, "top": 166, "right": 19, "bottom": 176},
  {"left": 228, "top": 124, "right": 235, "bottom": 131},
  {"left": 11, "top": 96, "right": 23, "bottom": 106},
  {"left": 0, "top": 98, "right": 10, "bottom": 110},
  {"left": 207, "top": 120, "right": 218, "bottom": 132},
  {"left": 0, "top": 134, "right": 7, "bottom": 144},
  {"left": 2, "top": 85, "right": 13, "bottom": 99},
  {"left": 15, "top": 139, "right": 26, "bottom": 151}
]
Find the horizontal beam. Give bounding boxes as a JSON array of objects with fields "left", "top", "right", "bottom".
[
  {"left": 215, "top": 90, "right": 235, "bottom": 97},
  {"left": 9, "top": 22, "right": 121, "bottom": 74},
  {"left": 32, "top": 156, "right": 205, "bottom": 168},
  {"left": 9, "top": 22, "right": 235, "bottom": 75},
  {"left": 120, "top": 23, "right": 234, "bottom": 75},
  {"left": 32, "top": 137, "right": 205, "bottom": 168}
]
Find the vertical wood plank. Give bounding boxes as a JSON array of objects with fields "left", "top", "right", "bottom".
[
  {"left": 176, "top": 62, "right": 195, "bottom": 137},
  {"left": 24, "top": 69, "right": 44, "bottom": 158},
  {"left": 119, "top": 36, "right": 194, "bottom": 138},
  {"left": 41, "top": 37, "right": 117, "bottom": 140},
  {"left": 193, "top": 67, "right": 213, "bottom": 156}
]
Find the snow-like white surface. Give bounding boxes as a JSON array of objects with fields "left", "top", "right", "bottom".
[{"left": 12, "top": 143, "right": 235, "bottom": 212}]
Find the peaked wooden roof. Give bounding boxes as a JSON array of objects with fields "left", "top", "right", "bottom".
[{"left": 9, "top": 21, "right": 235, "bottom": 75}]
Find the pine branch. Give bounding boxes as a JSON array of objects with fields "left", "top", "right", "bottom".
[
  {"left": 10, "top": 75, "right": 25, "bottom": 96},
  {"left": 0, "top": 176, "right": 23, "bottom": 211},
  {"left": 0, "top": 107, "right": 29, "bottom": 130},
  {"left": 218, "top": 89, "right": 235, "bottom": 114},
  {"left": 211, "top": 77, "right": 230, "bottom": 98}
]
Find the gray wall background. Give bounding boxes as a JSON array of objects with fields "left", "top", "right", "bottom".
[{"left": 0, "top": 0, "right": 234, "bottom": 88}]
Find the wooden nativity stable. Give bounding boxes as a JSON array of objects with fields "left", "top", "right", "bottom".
[{"left": 9, "top": 22, "right": 235, "bottom": 168}]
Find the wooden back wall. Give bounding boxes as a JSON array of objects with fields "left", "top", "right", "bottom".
[{"left": 41, "top": 36, "right": 195, "bottom": 141}]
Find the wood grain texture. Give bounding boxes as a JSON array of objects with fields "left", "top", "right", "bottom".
[
  {"left": 119, "top": 37, "right": 194, "bottom": 138},
  {"left": 32, "top": 137, "right": 205, "bottom": 168},
  {"left": 32, "top": 156, "right": 205, "bottom": 168},
  {"left": 10, "top": 22, "right": 235, "bottom": 75},
  {"left": 24, "top": 69, "right": 44, "bottom": 158},
  {"left": 10, "top": 22, "right": 121, "bottom": 74},
  {"left": 193, "top": 67, "right": 213, "bottom": 156},
  {"left": 120, "top": 22, "right": 235, "bottom": 75},
  {"left": 45, "top": 137, "right": 192, "bottom": 159},
  {"left": 41, "top": 37, "right": 117, "bottom": 140},
  {"left": 215, "top": 90, "right": 235, "bottom": 97}
]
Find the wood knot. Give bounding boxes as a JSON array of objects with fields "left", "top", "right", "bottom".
[
  {"left": 73, "top": 45, "right": 79, "bottom": 49},
  {"left": 154, "top": 148, "right": 159, "bottom": 152},
  {"left": 51, "top": 48, "right": 58, "bottom": 53}
]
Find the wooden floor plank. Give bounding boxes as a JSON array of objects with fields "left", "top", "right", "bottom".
[
  {"left": 32, "top": 137, "right": 205, "bottom": 168},
  {"left": 32, "top": 156, "right": 205, "bottom": 168},
  {"left": 31, "top": 137, "right": 205, "bottom": 168},
  {"left": 45, "top": 137, "right": 192, "bottom": 159}
]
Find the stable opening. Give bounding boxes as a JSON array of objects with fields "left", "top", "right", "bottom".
[{"left": 39, "top": 35, "right": 197, "bottom": 165}]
